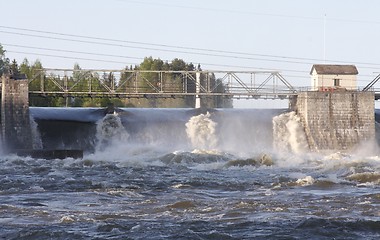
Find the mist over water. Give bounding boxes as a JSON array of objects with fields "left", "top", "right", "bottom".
[{"left": 1, "top": 108, "right": 380, "bottom": 239}]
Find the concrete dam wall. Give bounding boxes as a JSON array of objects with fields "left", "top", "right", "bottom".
[{"left": 294, "top": 91, "right": 375, "bottom": 151}]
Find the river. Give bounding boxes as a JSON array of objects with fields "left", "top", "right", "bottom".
[{"left": 0, "top": 108, "right": 379, "bottom": 239}]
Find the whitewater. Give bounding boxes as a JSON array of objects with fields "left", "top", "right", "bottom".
[{"left": 0, "top": 108, "right": 380, "bottom": 239}]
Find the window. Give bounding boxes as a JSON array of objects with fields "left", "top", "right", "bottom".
[{"left": 334, "top": 78, "right": 340, "bottom": 87}]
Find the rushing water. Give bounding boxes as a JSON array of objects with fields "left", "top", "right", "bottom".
[{"left": 1, "top": 108, "right": 380, "bottom": 239}]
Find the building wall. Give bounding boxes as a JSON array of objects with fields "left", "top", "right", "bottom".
[
  {"left": 294, "top": 91, "right": 374, "bottom": 151},
  {"left": 311, "top": 69, "right": 357, "bottom": 91},
  {"left": 1, "top": 76, "right": 32, "bottom": 151}
]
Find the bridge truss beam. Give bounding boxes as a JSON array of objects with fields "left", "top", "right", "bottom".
[{"left": 28, "top": 69, "right": 298, "bottom": 100}]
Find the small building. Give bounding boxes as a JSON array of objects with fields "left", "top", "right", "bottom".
[{"left": 310, "top": 64, "right": 358, "bottom": 91}]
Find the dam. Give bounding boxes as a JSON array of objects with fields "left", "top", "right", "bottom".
[{"left": 0, "top": 64, "right": 378, "bottom": 156}]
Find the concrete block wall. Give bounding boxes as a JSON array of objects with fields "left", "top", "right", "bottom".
[
  {"left": 294, "top": 91, "right": 375, "bottom": 151},
  {"left": 1, "top": 75, "right": 32, "bottom": 151}
]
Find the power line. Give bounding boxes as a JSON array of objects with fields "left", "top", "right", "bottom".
[
  {"left": 3, "top": 43, "right": 143, "bottom": 61},
  {"left": 1, "top": 30, "right": 322, "bottom": 66},
  {"left": 2, "top": 25, "right": 380, "bottom": 67},
  {"left": 4, "top": 43, "right": 380, "bottom": 77},
  {"left": 7, "top": 50, "right": 138, "bottom": 65},
  {"left": 4, "top": 29, "right": 380, "bottom": 71},
  {"left": 126, "top": 0, "right": 320, "bottom": 20},
  {"left": 2, "top": 26, "right": 380, "bottom": 78},
  {"left": 2, "top": 25, "right": 299, "bottom": 59},
  {"left": 0, "top": 43, "right": 325, "bottom": 73},
  {"left": 4, "top": 48, "right": 279, "bottom": 72},
  {"left": 117, "top": 0, "right": 380, "bottom": 25},
  {"left": 0, "top": 28, "right": 316, "bottom": 64},
  {"left": 0, "top": 43, "right": 291, "bottom": 70}
]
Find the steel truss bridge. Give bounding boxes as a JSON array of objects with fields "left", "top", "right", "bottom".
[
  {"left": 24, "top": 69, "right": 380, "bottom": 100},
  {"left": 27, "top": 69, "right": 298, "bottom": 100}
]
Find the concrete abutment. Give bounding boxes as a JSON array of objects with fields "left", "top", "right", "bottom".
[
  {"left": 1, "top": 75, "right": 83, "bottom": 159},
  {"left": 292, "top": 91, "right": 375, "bottom": 152}
]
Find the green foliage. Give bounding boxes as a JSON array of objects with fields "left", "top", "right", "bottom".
[
  {"left": 118, "top": 66, "right": 135, "bottom": 93},
  {"left": 170, "top": 58, "right": 187, "bottom": 71}
]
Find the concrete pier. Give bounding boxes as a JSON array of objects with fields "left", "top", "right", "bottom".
[
  {"left": 1, "top": 74, "right": 33, "bottom": 151},
  {"left": 293, "top": 91, "right": 375, "bottom": 151}
]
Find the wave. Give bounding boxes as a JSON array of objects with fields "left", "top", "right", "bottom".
[
  {"left": 159, "top": 150, "right": 232, "bottom": 165},
  {"left": 346, "top": 172, "right": 380, "bottom": 184},
  {"left": 224, "top": 154, "right": 273, "bottom": 168},
  {"left": 296, "top": 218, "right": 380, "bottom": 236}
]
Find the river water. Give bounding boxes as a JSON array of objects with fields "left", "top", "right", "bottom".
[{"left": 1, "top": 108, "right": 380, "bottom": 239}]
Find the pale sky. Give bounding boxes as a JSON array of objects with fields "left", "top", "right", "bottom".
[{"left": 1, "top": 0, "right": 380, "bottom": 108}]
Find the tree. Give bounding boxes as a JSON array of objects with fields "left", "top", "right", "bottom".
[
  {"left": 0, "top": 44, "right": 10, "bottom": 76},
  {"left": 10, "top": 59, "right": 20, "bottom": 76},
  {"left": 136, "top": 57, "right": 164, "bottom": 92},
  {"left": 119, "top": 65, "right": 135, "bottom": 93},
  {"left": 170, "top": 58, "right": 186, "bottom": 71},
  {"left": 26, "top": 59, "right": 46, "bottom": 92},
  {"left": 20, "top": 59, "right": 30, "bottom": 76}
]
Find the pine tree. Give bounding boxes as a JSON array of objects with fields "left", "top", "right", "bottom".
[{"left": 10, "top": 59, "right": 20, "bottom": 76}]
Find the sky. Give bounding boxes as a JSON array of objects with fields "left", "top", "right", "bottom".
[{"left": 1, "top": 0, "right": 380, "bottom": 108}]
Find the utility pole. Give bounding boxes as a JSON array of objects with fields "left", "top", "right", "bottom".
[{"left": 324, "top": 14, "right": 327, "bottom": 63}]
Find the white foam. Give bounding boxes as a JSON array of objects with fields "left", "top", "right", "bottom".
[
  {"left": 296, "top": 176, "right": 315, "bottom": 186},
  {"left": 185, "top": 112, "right": 218, "bottom": 150},
  {"left": 60, "top": 215, "right": 75, "bottom": 223},
  {"left": 272, "top": 112, "right": 308, "bottom": 155},
  {"left": 30, "top": 117, "right": 43, "bottom": 150},
  {"left": 95, "top": 112, "right": 129, "bottom": 151}
]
